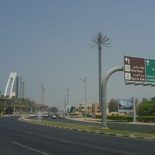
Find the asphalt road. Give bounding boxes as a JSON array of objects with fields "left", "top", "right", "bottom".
[{"left": 0, "top": 116, "right": 155, "bottom": 155}]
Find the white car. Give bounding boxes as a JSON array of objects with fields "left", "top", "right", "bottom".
[{"left": 51, "top": 114, "right": 57, "bottom": 119}]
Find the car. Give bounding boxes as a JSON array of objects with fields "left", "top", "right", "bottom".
[
  {"left": 51, "top": 114, "right": 57, "bottom": 119},
  {"left": 58, "top": 113, "right": 65, "bottom": 119},
  {"left": 43, "top": 114, "right": 49, "bottom": 117},
  {"left": 42, "top": 111, "right": 49, "bottom": 117},
  {"left": 29, "top": 113, "right": 37, "bottom": 118}
]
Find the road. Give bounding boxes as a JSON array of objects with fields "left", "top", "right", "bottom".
[{"left": 0, "top": 116, "right": 155, "bottom": 155}]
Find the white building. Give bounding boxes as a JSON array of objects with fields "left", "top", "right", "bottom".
[{"left": 4, "top": 72, "right": 24, "bottom": 98}]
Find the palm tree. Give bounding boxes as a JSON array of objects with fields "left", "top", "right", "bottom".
[{"left": 91, "top": 32, "right": 110, "bottom": 112}]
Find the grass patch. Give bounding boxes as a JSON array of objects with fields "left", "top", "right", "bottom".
[{"left": 25, "top": 119, "right": 155, "bottom": 138}]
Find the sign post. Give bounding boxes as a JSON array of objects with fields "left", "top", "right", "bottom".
[
  {"left": 37, "top": 111, "right": 42, "bottom": 123},
  {"left": 132, "top": 97, "right": 136, "bottom": 122}
]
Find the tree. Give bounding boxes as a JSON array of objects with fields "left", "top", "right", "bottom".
[
  {"left": 142, "top": 97, "right": 149, "bottom": 102},
  {"left": 51, "top": 107, "right": 59, "bottom": 113},
  {"left": 0, "top": 103, "right": 4, "bottom": 115},
  {"left": 136, "top": 98, "right": 155, "bottom": 116},
  {"left": 108, "top": 99, "right": 118, "bottom": 112},
  {"left": 91, "top": 32, "right": 110, "bottom": 112},
  {"left": 5, "top": 106, "right": 13, "bottom": 114},
  {"left": 70, "top": 106, "right": 75, "bottom": 113}
]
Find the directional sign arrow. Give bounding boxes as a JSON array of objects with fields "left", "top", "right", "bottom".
[
  {"left": 125, "top": 57, "right": 130, "bottom": 64},
  {"left": 146, "top": 60, "right": 150, "bottom": 66}
]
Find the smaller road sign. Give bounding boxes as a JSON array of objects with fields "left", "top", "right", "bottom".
[
  {"left": 124, "top": 56, "right": 145, "bottom": 82},
  {"left": 37, "top": 111, "right": 42, "bottom": 121}
]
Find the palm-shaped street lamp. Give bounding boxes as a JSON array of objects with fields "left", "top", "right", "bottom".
[{"left": 91, "top": 32, "right": 110, "bottom": 112}]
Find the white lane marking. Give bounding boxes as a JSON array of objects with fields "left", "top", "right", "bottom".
[
  {"left": 59, "top": 139, "right": 74, "bottom": 144},
  {"left": 25, "top": 131, "right": 33, "bottom": 134},
  {"left": 9, "top": 127, "right": 14, "bottom": 129},
  {"left": 12, "top": 142, "right": 51, "bottom": 155}
]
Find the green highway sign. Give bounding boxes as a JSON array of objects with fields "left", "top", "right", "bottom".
[{"left": 145, "top": 59, "right": 155, "bottom": 82}]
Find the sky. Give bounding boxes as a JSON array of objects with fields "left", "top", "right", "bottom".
[{"left": 1, "top": 0, "right": 155, "bottom": 110}]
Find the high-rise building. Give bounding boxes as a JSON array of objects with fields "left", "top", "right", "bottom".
[
  {"left": 20, "top": 81, "right": 25, "bottom": 98},
  {"left": 4, "top": 72, "right": 25, "bottom": 98},
  {"left": 15, "top": 76, "right": 24, "bottom": 98}
]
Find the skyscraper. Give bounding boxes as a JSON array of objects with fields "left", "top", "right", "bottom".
[{"left": 15, "top": 76, "right": 24, "bottom": 98}]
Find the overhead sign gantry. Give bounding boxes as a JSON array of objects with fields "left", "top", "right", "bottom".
[{"left": 101, "top": 56, "right": 155, "bottom": 127}]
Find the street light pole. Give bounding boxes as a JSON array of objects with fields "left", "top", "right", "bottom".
[
  {"left": 91, "top": 32, "right": 110, "bottom": 112},
  {"left": 64, "top": 96, "right": 66, "bottom": 113},
  {"left": 20, "top": 81, "right": 22, "bottom": 114},
  {"left": 79, "top": 77, "right": 87, "bottom": 119},
  {"left": 65, "top": 88, "right": 69, "bottom": 112}
]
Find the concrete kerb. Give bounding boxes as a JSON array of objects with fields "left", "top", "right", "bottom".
[
  {"left": 19, "top": 116, "right": 155, "bottom": 142},
  {"left": 66, "top": 116, "right": 101, "bottom": 124}
]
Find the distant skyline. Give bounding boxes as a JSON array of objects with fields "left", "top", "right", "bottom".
[{"left": 1, "top": 0, "right": 155, "bottom": 110}]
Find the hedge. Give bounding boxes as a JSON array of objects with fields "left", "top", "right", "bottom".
[
  {"left": 137, "top": 116, "right": 155, "bottom": 122},
  {"left": 95, "top": 115, "right": 155, "bottom": 122},
  {"left": 107, "top": 115, "right": 132, "bottom": 121}
]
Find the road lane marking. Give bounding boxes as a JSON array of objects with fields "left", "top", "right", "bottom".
[
  {"left": 9, "top": 127, "right": 14, "bottom": 129},
  {"left": 4, "top": 124, "right": 149, "bottom": 155},
  {"left": 25, "top": 131, "right": 33, "bottom": 134},
  {"left": 59, "top": 139, "right": 74, "bottom": 144},
  {"left": 12, "top": 142, "right": 51, "bottom": 155}
]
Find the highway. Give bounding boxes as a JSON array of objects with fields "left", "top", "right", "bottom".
[{"left": 0, "top": 116, "right": 155, "bottom": 155}]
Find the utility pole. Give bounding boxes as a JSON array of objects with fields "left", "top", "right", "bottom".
[
  {"left": 65, "top": 88, "right": 69, "bottom": 112},
  {"left": 79, "top": 77, "right": 87, "bottom": 119},
  {"left": 41, "top": 82, "right": 45, "bottom": 111},
  {"left": 64, "top": 97, "right": 67, "bottom": 112}
]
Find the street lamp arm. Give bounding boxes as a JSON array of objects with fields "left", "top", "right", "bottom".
[{"left": 101, "top": 66, "right": 124, "bottom": 127}]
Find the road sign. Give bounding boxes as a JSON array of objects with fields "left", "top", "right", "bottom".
[
  {"left": 124, "top": 56, "right": 145, "bottom": 82},
  {"left": 145, "top": 59, "right": 155, "bottom": 82},
  {"left": 37, "top": 111, "right": 42, "bottom": 121},
  {"left": 124, "top": 56, "right": 155, "bottom": 83}
]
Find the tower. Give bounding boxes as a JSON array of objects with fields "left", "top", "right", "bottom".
[
  {"left": 4, "top": 72, "right": 24, "bottom": 98},
  {"left": 4, "top": 72, "right": 17, "bottom": 98}
]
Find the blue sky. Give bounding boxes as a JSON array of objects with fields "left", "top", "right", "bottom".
[{"left": 1, "top": 0, "right": 155, "bottom": 109}]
